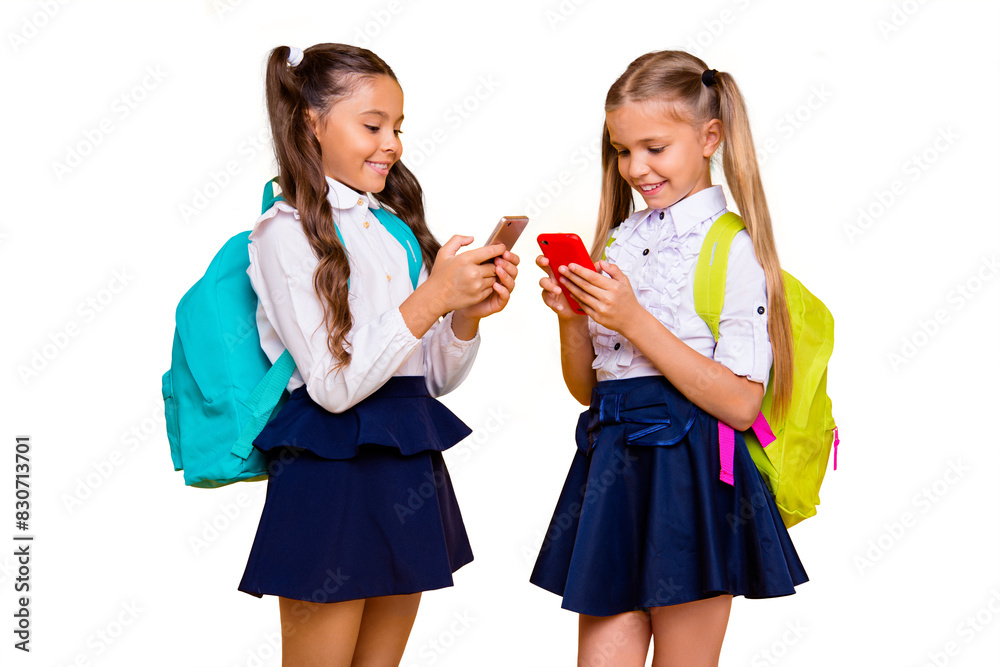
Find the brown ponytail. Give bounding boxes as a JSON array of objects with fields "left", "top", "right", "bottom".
[
  {"left": 265, "top": 44, "right": 440, "bottom": 370},
  {"left": 595, "top": 51, "right": 794, "bottom": 418}
]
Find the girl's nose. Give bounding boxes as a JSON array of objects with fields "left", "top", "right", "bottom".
[
  {"left": 628, "top": 158, "right": 649, "bottom": 180},
  {"left": 384, "top": 132, "right": 401, "bottom": 155}
]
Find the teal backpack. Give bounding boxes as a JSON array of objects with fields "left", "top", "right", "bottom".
[
  {"left": 162, "top": 179, "right": 422, "bottom": 488},
  {"left": 694, "top": 212, "right": 838, "bottom": 527}
]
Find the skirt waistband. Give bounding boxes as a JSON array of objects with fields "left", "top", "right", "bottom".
[
  {"left": 253, "top": 376, "right": 472, "bottom": 459},
  {"left": 576, "top": 376, "right": 700, "bottom": 455}
]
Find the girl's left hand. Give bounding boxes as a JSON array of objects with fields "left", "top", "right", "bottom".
[
  {"left": 458, "top": 250, "right": 520, "bottom": 319},
  {"left": 558, "top": 260, "right": 642, "bottom": 335}
]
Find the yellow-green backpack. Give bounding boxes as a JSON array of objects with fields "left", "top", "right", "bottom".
[{"left": 695, "top": 212, "right": 838, "bottom": 528}]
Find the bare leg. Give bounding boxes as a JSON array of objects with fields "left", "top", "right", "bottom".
[
  {"left": 649, "top": 595, "right": 732, "bottom": 667},
  {"left": 578, "top": 611, "right": 652, "bottom": 667},
  {"left": 278, "top": 596, "right": 365, "bottom": 667},
  {"left": 350, "top": 593, "right": 422, "bottom": 667}
]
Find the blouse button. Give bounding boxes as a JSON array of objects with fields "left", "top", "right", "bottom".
[
  {"left": 659, "top": 211, "right": 665, "bottom": 220},
  {"left": 642, "top": 248, "right": 650, "bottom": 256},
  {"left": 357, "top": 197, "right": 365, "bottom": 207},
  {"left": 386, "top": 274, "right": 392, "bottom": 282},
  {"left": 757, "top": 306, "right": 765, "bottom": 314},
  {"left": 614, "top": 342, "right": 621, "bottom": 351},
  {"left": 363, "top": 221, "right": 370, "bottom": 229}
]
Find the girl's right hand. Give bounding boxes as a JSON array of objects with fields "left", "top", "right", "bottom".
[
  {"left": 537, "top": 254, "right": 583, "bottom": 320},
  {"left": 426, "top": 235, "right": 504, "bottom": 315}
]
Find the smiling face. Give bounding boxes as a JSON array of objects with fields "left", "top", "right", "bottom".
[
  {"left": 309, "top": 74, "right": 404, "bottom": 194},
  {"left": 605, "top": 100, "right": 721, "bottom": 210}
]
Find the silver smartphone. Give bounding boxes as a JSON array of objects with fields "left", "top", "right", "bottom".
[{"left": 483, "top": 216, "right": 529, "bottom": 251}]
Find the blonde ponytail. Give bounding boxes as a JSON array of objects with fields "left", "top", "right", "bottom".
[{"left": 599, "top": 51, "right": 793, "bottom": 418}]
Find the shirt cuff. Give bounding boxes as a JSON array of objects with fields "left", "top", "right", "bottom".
[{"left": 440, "top": 310, "right": 480, "bottom": 353}]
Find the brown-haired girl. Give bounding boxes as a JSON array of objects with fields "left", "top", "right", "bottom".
[
  {"left": 530, "top": 50, "right": 807, "bottom": 666},
  {"left": 237, "top": 43, "right": 519, "bottom": 666}
]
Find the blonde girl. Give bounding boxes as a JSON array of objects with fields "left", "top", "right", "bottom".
[
  {"left": 530, "top": 50, "right": 806, "bottom": 667},
  {"left": 237, "top": 44, "right": 519, "bottom": 666}
]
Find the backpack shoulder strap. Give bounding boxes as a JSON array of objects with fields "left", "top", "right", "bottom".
[
  {"left": 371, "top": 206, "right": 422, "bottom": 289},
  {"left": 261, "top": 177, "right": 284, "bottom": 214},
  {"left": 693, "top": 212, "right": 746, "bottom": 342},
  {"left": 230, "top": 349, "right": 296, "bottom": 460},
  {"left": 600, "top": 225, "right": 620, "bottom": 261}
]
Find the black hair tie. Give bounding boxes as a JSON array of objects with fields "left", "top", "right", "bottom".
[{"left": 702, "top": 69, "right": 718, "bottom": 86}]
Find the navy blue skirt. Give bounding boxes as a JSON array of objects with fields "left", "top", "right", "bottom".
[
  {"left": 238, "top": 377, "right": 474, "bottom": 603},
  {"left": 530, "top": 376, "right": 808, "bottom": 617}
]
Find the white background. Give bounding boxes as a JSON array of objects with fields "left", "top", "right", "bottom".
[{"left": 1, "top": 0, "right": 998, "bottom": 665}]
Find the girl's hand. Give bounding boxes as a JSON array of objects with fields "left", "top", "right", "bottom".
[
  {"left": 558, "top": 259, "right": 643, "bottom": 335},
  {"left": 537, "top": 254, "right": 585, "bottom": 320},
  {"left": 426, "top": 235, "right": 504, "bottom": 314},
  {"left": 459, "top": 249, "right": 520, "bottom": 320}
]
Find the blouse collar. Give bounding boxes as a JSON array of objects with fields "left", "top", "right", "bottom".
[
  {"left": 325, "top": 175, "right": 382, "bottom": 212},
  {"left": 658, "top": 185, "right": 727, "bottom": 237}
]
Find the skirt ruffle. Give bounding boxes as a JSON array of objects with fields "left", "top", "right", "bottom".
[
  {"left": 252, "top": 376, "right": 471, "bottom": 459},
  {"left": 238, "top": 376, "right": 474, "bottom": 603}
]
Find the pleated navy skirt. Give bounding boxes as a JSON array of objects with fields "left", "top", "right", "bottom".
[
  {"left": 530, "top": 375, "right": 808, "bottom": 617},
  {"left": 238, "top": 376, "right": 474, "bottom": 603}
]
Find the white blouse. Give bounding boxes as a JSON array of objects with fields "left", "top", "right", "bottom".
[
  {"left": 591, "top": 185, "right": 772, "bottom": 386},
  {"left": 248, "top": 176, "right": 480, "bottom": 413}
]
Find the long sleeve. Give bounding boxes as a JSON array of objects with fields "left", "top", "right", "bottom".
[
  {"left": 249, "top": 189, "right": 480, "bottom": 413},
  {"left": 421, "top": 307, "right": 480, "bottom": 397}
]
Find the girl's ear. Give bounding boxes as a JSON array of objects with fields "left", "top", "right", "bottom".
[
  {"left": 305, "top": 108, "right": 321, "bottom": 138},
  {"left": 702, "top": 118, "right": 723, "bottom": 158}
]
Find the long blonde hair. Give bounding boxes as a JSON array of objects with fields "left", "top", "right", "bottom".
[{"left": 593, "top": 50, "right": 793, "bottom": 418}]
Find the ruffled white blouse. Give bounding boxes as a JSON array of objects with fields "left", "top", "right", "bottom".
[
  {"left": 248, "top": 176, "right": 480, "bottom": 414},
  {"left": 590, "top": 185, "right": 772, "bottom": 386}
]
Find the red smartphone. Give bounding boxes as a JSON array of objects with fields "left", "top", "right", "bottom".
[{"left": 537, "top": 233, "right": 597, "bottom": 315}]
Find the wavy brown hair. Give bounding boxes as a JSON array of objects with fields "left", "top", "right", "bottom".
[
  {"left": 593, "top": 50, "right": 793, "bottom": 418},
  {"left": 265, "top": 43, "right": 440, "bottom": 369}
]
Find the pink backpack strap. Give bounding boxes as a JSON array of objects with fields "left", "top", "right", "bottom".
[
  {"left": 833, "top": 427, "right": 840, "bottom": 470},
  {"left": 718, "top": 422, "right": 735, "bottom": 486},
  {"left": 717, "top": 412, "right": 774, "bottom": 486},
  {"left": 750, "top": 412, "right": 776, "bottom": 448}
]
